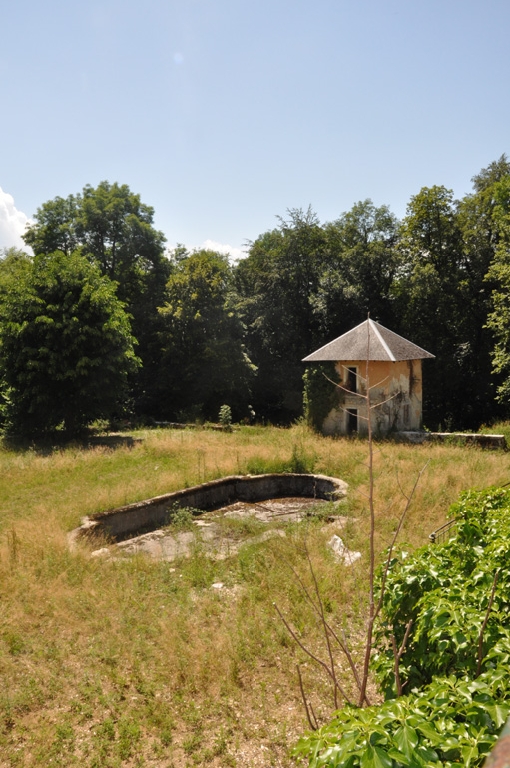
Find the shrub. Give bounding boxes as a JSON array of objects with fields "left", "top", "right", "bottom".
[
  {"left": 166, "top": 504, "right": 199, "bottom": 530},
  {"left": 218, "top": 404, "right": 232, "bottom": 430},
  {"left": 295, "top": 487, "right": 510, "bottom": 767}
]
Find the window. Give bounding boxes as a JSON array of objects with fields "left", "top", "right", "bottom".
[
  {"left": 346, "top": 366, "right": 357, "bottom": 392},
  {"left": 347, "top": 408, "right": 358, "bottom": 434}
]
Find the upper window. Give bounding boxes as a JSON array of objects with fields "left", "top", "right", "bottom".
[{"left": 346, "top": 366, "right": 357, "bottom": 392}]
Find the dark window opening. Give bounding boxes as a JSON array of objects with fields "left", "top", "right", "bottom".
[
  {"left": 346, "top": 366, "right": 357, "bottom": 392},
  {"left": 347, "top": 408, "right": 358, "bottom": 434}
]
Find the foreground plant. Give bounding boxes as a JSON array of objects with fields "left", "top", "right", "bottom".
[
  {"left": 295, "top": 487, "right": 510, "bottom": 766},
  {"left": 278, "top": 320, "right": 427, "bottom": 722}
]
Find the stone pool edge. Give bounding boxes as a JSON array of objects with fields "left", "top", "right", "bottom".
[{"left": 68, "top": 473, "right": 348, "bottom": 547}]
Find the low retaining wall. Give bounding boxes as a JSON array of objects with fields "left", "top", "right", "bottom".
[
  {"left": 69, "top": 473, "right": 348, "bottom": 545},
  {"left": 397, "top": 432, "right": 507, "bottom": 450}
]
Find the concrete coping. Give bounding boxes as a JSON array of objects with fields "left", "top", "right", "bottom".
[
  {"left": 397, "top": 432, "right": 507, "bottom": 449},
  {"left": 68, "top": 473, "right": 348, "bottom": 547}
]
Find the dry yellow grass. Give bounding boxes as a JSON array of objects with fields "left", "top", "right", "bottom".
[{"left": 0, "top": 424, "right": 509, "bottom": 766}]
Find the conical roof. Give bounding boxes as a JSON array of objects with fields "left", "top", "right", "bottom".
[{"left": 302, "top": 319, "right": 435, "bottom": 362}]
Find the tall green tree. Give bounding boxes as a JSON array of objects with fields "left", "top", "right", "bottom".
[
  {"left": 0, "top": 250, "right": 139, "bottom": 436},
  {"left": 485, "top": 173, "right": 510, "bottom": 405},
  {"left": 454, "top": 155, "right": 510, "bottom": 424},
  {"left": 311, "top": 200, "right": 400, "bottom": 338},
  {"left": 235, "top": 207, "right": 328, "bottom": 421},
  {"left": 392, "top": 186, "right": 471, "bottom": 427},
  {"left": 159, "top": 250, "right": 255, "bottom": 421},
  {"left": 23, "top": 182, "right": 171, "bottom": 415}
]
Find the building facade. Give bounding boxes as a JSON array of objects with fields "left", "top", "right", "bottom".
[{"left": 303, "top": 319, "right": 435, "bottom": 436}]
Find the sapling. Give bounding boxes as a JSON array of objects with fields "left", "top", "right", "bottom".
[
  {"left": 218, "top": 404, "right": 232, "bottom": 431},
  {"left": 277, "top": 316, "right": 428, "bottom": 721}
]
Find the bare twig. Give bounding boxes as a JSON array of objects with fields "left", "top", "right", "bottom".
[
  {"left": 282, "top": 549, "right": 370, "bottom": 704},
  {"left": 476, "top": 569, "right": 500, "bottom": 677},
  {"left": 280, "top": 313, "right": 428, "bottom": 716},
  {"left": 273, "top": 602, "right": 354, "bottom": 706},
  {"left": 375, "top": 462, "right": 429, "bottom": 623},
  {"left": 358, "top": 319, "right": 375, "bottom": 707},
  {"left": 297, "top": 664, "right": 319, "bottom": 730},
  {"left": 305, "top": 545, "right": 340, "bottom": 709},
  {"left": 391, "top": 619, "right": 413, "bottom": 696}
]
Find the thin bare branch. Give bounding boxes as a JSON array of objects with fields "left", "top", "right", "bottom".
[
  {"left": 358, "top": 318, "right": 374, "bottom": 707},
  {"left": 392, "top": 619, "right": 413, "bottom": 696},
  {"left": 285, "top": 546, "right": 371, "bottom": 705},
  {"left": 375, "top": 461, "right": 429, "bottom": 622},
  {"left": 323, "top": 375, "right": 366, "bottom": 398},
  {"left": 476, "top": 569, "right": 500, "bottom": 677},
  {"left": 367, "top": 376, "right": 390, "bottom": 391},
  {"left": 273, "top": 602, "right": 354, "bottom": 706},
  {"left": 368, "top": 392, "right": 400, "bottom": 411},
  {"left": 297, "top": 664, "right": 318, "bottom": 730},
  {"left": 304, "top": 544, "right": 340, "bottom": 709},
  {"left": 284, "top": 553, "right": 369, "bottom": 704}
]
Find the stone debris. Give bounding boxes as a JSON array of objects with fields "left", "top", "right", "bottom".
[
  {"left": 90, "top": 547, "right": 110, "bottom": 558},
  {"left": 328, "top": 535, "right": 361, "bottom": 565}
]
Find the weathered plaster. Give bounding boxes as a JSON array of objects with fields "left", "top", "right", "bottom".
[{"left": 322, "top": 359, "right": 424, "bottom": 437}]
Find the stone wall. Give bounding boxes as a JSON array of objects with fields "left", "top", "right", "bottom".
[{"left": 397, "top": 432, "right": 507, "bottom": 449}]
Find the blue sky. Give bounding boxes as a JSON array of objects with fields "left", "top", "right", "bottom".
[{"left": 1, "top": 0, "right": 509, "bottom": 258}]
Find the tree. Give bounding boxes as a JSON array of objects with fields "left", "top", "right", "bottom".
[
  {"left": 158, "top": 250, "right": 255, "bottom": 421},
  {"left": 235, "top": 207, "right": 328, "bottom": 422},
  {"left": 393, "top": 186, "right": 469, "bottom": 428},
  {"left": 311, "top": 200, "right": 400, "bottom": 338},
  {"left": 453, "top": 156, "right": 510, "bottom": 425},
  {"left": 23, "top": 182, "right": 171, "bottom": 416},
  {"left": 485, "top": 174, "right": 510, "bottom": 405},
  {"left": 0, "top": 250, "right": 139, "bottom": 436}
]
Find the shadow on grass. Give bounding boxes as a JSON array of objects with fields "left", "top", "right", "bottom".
[{"left": 2, "top": 430, "right": 142, "bottom": 455}]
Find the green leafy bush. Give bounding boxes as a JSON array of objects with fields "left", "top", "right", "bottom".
[
  {"left": 218, "top": 404, "right": 233, "bottom": 430},
  {"left": 295, "top": 487, "right": 510, "bottom": 767},
  {"left": 294, "top": 673, "right": 510, "bottom": 768},
  {"left": 303, "top": 363, "right": 340, "bottom": 432},
  {"left": 374, "top": 488, "right": 510, "bottom": 695}
]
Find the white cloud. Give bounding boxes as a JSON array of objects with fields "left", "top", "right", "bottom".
[
  {"left": 200, "top": 239, "right": 245, "bottom": 262},
  {"left": 0, "top": 187, "right": 31, "bottom": 251}
]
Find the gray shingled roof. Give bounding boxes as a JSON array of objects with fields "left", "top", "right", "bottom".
[{"left": 302, "top": 319, "right": 435, "bottom": 362}]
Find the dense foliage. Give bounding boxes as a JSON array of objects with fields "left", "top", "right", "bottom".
[
  {"left": 22, "top": 181, "right": 170, "bottom": 416},
  {"left": 303, "top": 363, "right": 340, "bottom": 431},
  {"left": 1, "top": 155, "right": 510, "bottom": 434},
  {"left": 235, "top": 157, "right": 510, "bottom": 426},
  {"left": 0, "top": 250, "right": 139, "bottom": 435},
  {"left": 294, "top": 487, "right": 510, "bottom": 766},
  {"left": 157, "top": 249, "right": 255, "bottom": 421}
]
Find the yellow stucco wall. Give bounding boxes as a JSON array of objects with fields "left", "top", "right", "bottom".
[{"left": 322, "top": 359, "right": 423, "bottom": 436}]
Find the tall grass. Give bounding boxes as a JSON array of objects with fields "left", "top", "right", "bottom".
[{"left": 1, "top": 425, "right": 509, "bottom": 766}]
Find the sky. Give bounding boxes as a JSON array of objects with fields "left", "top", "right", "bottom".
[{"left": 1, "top": 0, "right": 509, "bottom": 259}]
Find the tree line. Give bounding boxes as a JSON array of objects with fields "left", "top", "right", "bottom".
[{"left": 1, "top": 157, "right": 510, "bottom": 436}]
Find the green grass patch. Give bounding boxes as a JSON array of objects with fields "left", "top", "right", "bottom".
[{"left": 1, "top": 424, "right": 510, "bottom": 765}]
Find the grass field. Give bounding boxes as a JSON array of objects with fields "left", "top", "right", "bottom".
[{"left": 1, "top": 423, "right": 509, "bottom": 767}]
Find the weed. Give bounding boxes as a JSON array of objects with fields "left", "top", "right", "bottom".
[
  {"left": 118, "top": 718, "right": 141, "bottom": 759},
  {"left": 213, "top": 514, "right": 266, "bottom": 539},
  {"left": 165, "top": 503, "right": 200, "bottom": 530},
  {"left": 246, "top": 442, "right": 316, "bottom": 475}
]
